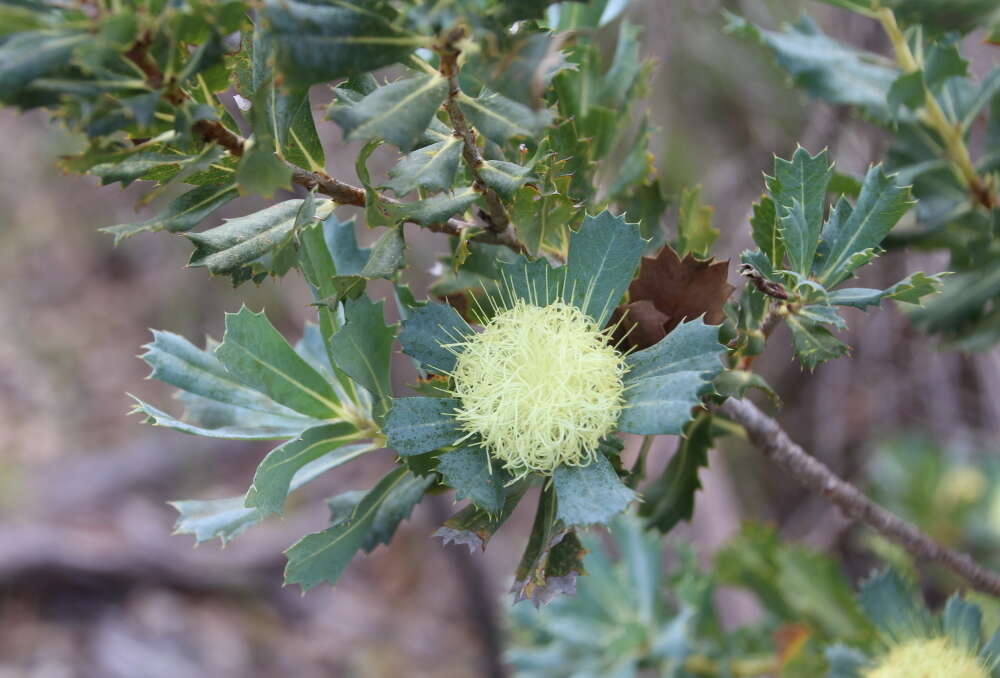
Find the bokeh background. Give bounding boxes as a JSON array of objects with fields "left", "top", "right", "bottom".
[{"left": 1, "top": 1, "right": 998, "bottom": 676}]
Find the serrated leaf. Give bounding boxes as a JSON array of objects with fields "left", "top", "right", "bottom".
[
  {"left": 215, "top": 306, "right": 342, "bottom": 419},
  {"left": 235, "top": 144, "right": 293, "bottom": 198},
  {"left": 675, "top": 185, "right": 718, "bottom": 258},
  {"left": 384, "top": 136, "right": 462, "bottom": 195},
  {"left": 399, "top": 186, "right": 478, "bottom": 225},
  {"left": 284, "top": 466, "right": 408, "bottom": 591},
  {"left": 749, "top": 195, "right": 783, "bottom": 268},
  {"left": 641, "top": 412, "right": 715, "bottom": 533},
  {"left": 829, "top": 272, "right": 946, "bottom": 309},
  {"left": 798, "top": 304, "right": 847, "bottom": 330},
  {"left": 0, "top": 30, "right": 88, "bottom": 103},
  {"left": 437, "top": 445, "right": 509, "bottom": 513},
  {"left": 385, "top": 396, "right": 462, "bottom": 456},
  {"left": 329, "top": 74, "right": 448, "bottom": 152},
  {"left": 618, "top": 319, "right": 724, "bottom": 435},
  {"left": 329, "top": 472, "right": 435, "bottom": 552},
  {"left": 814, "top": 165, "right": 914, "bottom": 286},
  {"left": 328, "top": 296, "right": 394, "bottom": 417},
  {"left": 434, "top": 485, "right": 527, "bottom": 552},
  {"left": 261, "top": 0, "right": 421, "bottom": 88},
  {"left": 131, "top": 397, "right": 313, "bottom": 440},
  {"left": 103, "top": 184, "right": 239, "bottom": 244},
  {"left": 511, "top": 177, "right": 578, "bottom": 257},
  {"left": 554, "top": 454, "right": 635, "bottom": 527},
  {"left": 786, "top": 314, "right": 849, "bottom": 369},
  {"left": 245, "top": 422, "right": 364, "bottom": 516},
  {"left": 398, "top": 301, "right": 473, "bottom": 375},
  {"left": 564, "top": 210, "right": 646, "bottom": 326},
  {"left": 858, "top": 569, "right": 934, "bottom": 643},
  {"left": 479, "top": 160, "right": 533, "bottom": 200},
  {"left": 458, "top": 90, "right": 552, "bottom": 144}
]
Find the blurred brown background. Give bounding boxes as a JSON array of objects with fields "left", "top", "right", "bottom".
[{"left": 1, "top": 1, "right": 998, "bottom": 676}]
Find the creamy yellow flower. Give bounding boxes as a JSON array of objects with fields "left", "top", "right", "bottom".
[{"left": 865, "top": 637, "right": 987, "bottom": 678}]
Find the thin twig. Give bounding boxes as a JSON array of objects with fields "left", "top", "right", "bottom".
[
  {"left": 436, "top": 26, "right": 512, "bottom": 234},
  {"left": 719, "top": 397, "right": 1000, "bottom": 597}
]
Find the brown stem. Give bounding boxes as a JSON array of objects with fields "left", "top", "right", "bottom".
[
  {"left": 719, "top": 397, "right": 1000, "bottom": 597},
  {"left": 436, "top": 28, "right": 512, "bottom": 234}
]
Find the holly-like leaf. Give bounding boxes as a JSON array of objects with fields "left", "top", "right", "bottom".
[
  {"left": 675, "top": 186, "right": 718, "bottom": 258},
  {"left": 384, "top": 136, "right": 463, "bottom": 195},
  {"left": 617, "top": 319, "right": 725, "bottom": 435},
  {"left": 511, "top": 174, "right": 579, "bottom": 257},
  {"left": 328, "top": 296, "right": 395, "bottom": 417},
  {"left": 261, "top": 0, "right": 420, "bottom": 88},
  {"left": 130, "top": 397, "right": 313, "bottom": 440},
  {"left": 235, "top": 144, "right": 293, "bottom": 198},
  {"left": 554, "top": 454, "right": 636, "bottom": 527},
  {"left": 103, "top": 183, "right": 239, "bottom": 244},
  {"left": 399, "top": 186, "right": 479, "bottom": 225},
  {"left": 641, "top": 413, "right": 715, "bottom": 533},
  {"left": 829, "top": 272, "right": 946, "bottom": 309},
  {"left": 434, "top": 485, "right": 527, "bottom": 552},
  {"left": 814, "top": 165, "right": 914, "bottom": 287},
  {"left": 284, "top": 466, "right": 408, "bottom": 591},
  {"left": 857, "top": 569, "right": 934, "bottom": 643},
  {"left": 327, "top": 472, "right": 435, "bottom": 552},
  {"left": 479, "top": 160, "right": 533, "bottom": 200},
  {"left": 385, "top": 397, "right": 462, "bottom": 456},
  {"left": 458, "top": 90, "right": 552, "bottom": 144},
  {"left": 245, "top": 422, "right": 365, "bottom": 516},
  {"left": 329, "top": 74, "right": 449, "bottom": 151},
  {"left": 786, "top": 314, "right": 849, "bottom": 369},
  {"left": 436, "top": 445, "right": 509, "bottom": 513},
  {"left": 216, "top": 306, "right": 342, "bottom": 419},
  {"left": 564, "top": 210, "right": 646, "bottom": 326},
  {"left": 779, "top": 198, "right": 819, "bottom": 275},
  {"left": 398, "top": 301, "right": 473, "bottom": 375},
  {"left": 614, "top": 246, "right": 734, "bottom": 351}
]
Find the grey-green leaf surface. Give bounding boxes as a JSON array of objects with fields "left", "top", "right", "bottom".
[
  {"left": 641, "top": 413, "right": 715, "bottom": 533},
  {"left": 284, "top": 466, "right": 408, "bottom": 591},
  {"left": 436, "top": 445, "right": 509, "bottom": 513},
  {"left": 329, "top": 74, "right": 448, "bottom": 151},
  {"left": 215, "top": 306, "right": 342, "bottom": 419},
  {"left": 399, "top": 186, "right": 478, "bottom": 225},
  {"left": 814, "top": 165, "right": 914, "bottom": 286},
  {"left": 103, "top": 184, "right": 239, "bottom": 244},
  {"left": 554, "top": 454, "right": 636, "bottom": 526},
  {"left": 479, "top": 160, "right": 533, "bottom": 200},
  {"left": 786, "top": 314, "right": 849, "bottom": 369},
  {"left": 328, "top": 296, "right": 394, "bottom": 417},
  {"left": 384, "top": 136, "right": 462, "bottom": 195},
  {"left": 618, "top": 319, "right": 724, "bottom": 435},
  {"left": 131, "top": 397, "right": 314, "bottom": 440},
  {"left": 564, "top": 210, "right": 646, "bottom": 326},
  {"left": 750, "top": 195, "right": 783, "bottom": 268},
  {"left": 385, "top": 397, "right": 462, "bottom": 456},
  {"left": 245, "top": 422, "right": 364, "bottom": 516},
  {"left": 398, "top": 301, "right": 473, "bottom": 375},
  {"left": 458, "top": 90, "right": 552, "bottom": 144},
  {"left": 829, "top": 272, "right": 946, "bottom": 309}
]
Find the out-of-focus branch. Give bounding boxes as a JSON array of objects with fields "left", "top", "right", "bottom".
[{"left": 719, "top": 397, "right": 1000, "bottom": 597}]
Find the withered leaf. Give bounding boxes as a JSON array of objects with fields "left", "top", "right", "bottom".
[{"left": 612, "top": 246, "right": 734, "bottom": 350}]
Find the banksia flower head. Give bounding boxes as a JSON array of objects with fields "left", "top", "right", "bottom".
[
  {"left": 385, "top": 210, "right": 726, "bottom": 533},
  {"left": 827, "top": 569, "right": 998, "bottom": 678}
]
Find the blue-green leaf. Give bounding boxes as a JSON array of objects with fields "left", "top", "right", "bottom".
[
  {"left": 328, "top": 296, "right": 395, "bottom": 417},
  {"left": 458, "top": 90, "right": 552, "bottom": 144},
  {"left": 399, "top": 186, "right": 479, "bottom": 225},
  {"left": 786, "top": 314, "right": 849, "bottom": 369},
  {"left": 749, "top": 196, "right": 784, "bottom": 269},
  {"left": 564, "top": 210, "right": 646, "bottom": 326},
  {"left": 216, "top": 306, "right": 342, "bottom": 419},
  {"left": 858, "top": 569, "right": 935, "bottom": 643},
  {"left": 385, "top": 397, "right": 462, "bottom": 456},
  {"left": 479, "top": 160, "right": 533, "bottom": 200},
  {"left": 641, "top": 412, "right": 715, "bottom": 533},
  {"left": 398, "top": 301, "right": 473, "bottom": 375},
  {"left": 943, "top": 596, "right": 981, "bottom": 653},
  {"left": 245, "top": 422, "right": 365, "bottom": 516},
  {"left": 384, "top": 136, "right": 463, "bottom": 195},
  {"left": 130, "top": 397, "right": 312, "bottom": 440},
  {"left": 618, "top": 319, "right": 724, "bottom": 435},
  {"left": 437, "top": 445, "right": 509, "bottom": 513},
  {"left": 829, "top": 272, "right": 946, "bottom": 309},
  {"left": 554, "top": 454, "right": 636, "bottom": 526},
  {"left": 103, "top": 183, "right": 239, "bottom": 244}
]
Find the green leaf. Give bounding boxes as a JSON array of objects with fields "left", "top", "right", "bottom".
[
  {"left": 384, "top": 136, "right": 463, "bottom": 195},
  {"left": 815, "top": 165, "right": 914, "bottom": 286},
  {"left": 325, "top": 214, "right": 370, "bottom": 275},
  {"left": 749, "top": 195, "right": 783, "bottom": 268},
  {"left": 725, "top": 13, "right": 897, "bottom": 121},
  {"left": 329, "top": 471, "right": 435, "bottom": 552},
  {"left": 601, "top": 21, "right": 643, "bottom": 107},
  {"left": 187, "top": 199, "right": 326, "bottom": 277},
  {"left": 434, "top": 485, "right": 527, "bottom": 552},
  {"left": 89, "top": 152, "right": 185, "bottom": 187},
  {"left": 511, "top": 173, "right": 579, "bottom": 257},
  {"left": 216, "top": 306, "right": 342, "bottom": 419},
  {"left": 384, "top": 397, "right": 462, "bottom": 456},
  {"left": 554, "top": 454, "right": 635, "bottom": 527},
  {"left": 130, "top": 397, "right": 313, "bottom": 440},
  {"left": 786, "top": 314, "right": 849, "bottom": 369},
  {"left": 358, "top": 226, "right": 405, "bottom": 279},
  {"left": 0, "top": 30, "right": 88, "bottom": 103},
  {"left": 479, "top": 160, "right": 533, "bottom": 200},
  {"left": 829, "top": 272, "right": 945, "bottom": 309},
  {"left": 172, "top": 441, "right": 374, "bottom": 545},
  {"left": 458, "top": 90, "right": 552, "bottom": 144},
  {"left": 778, "top": 199, "right": 820, "bottom": 276},
  {"left": 943, "top": 596, "right": 981, "bottom": 653},
  {"left": 512, "top": 485, "right": 559, "bottom": 604},
  {"left": 858, "top": 569, "right": 934, "bottom": 643},
  {"left": 437, "top": 445, "right": 509, "bottom": 513},
  {"left": 675, "top": 185, "right": 718, "bottom": 258},
  {"left": 245, "top": 422, "right": 364, "bottom": 516},
  {"left": 618, "top": 319, "right": 724, "bottom": 435},
  {"left": 798, "top": 304, "right": 848, "bottom": 330},
  {"left": 564, "top": 210, "right": 646, "bottom": 326},
  {"left": 103, "top": 184, "right": 239, "bottom": 244},
  {"left": 887, "top": 70, "right": 925, "bottom": 115},
  {"left": 235, "top": 144, "right": 293, "bottom": 198},
  {"left": 399, "top": 186, "right": 479, "bottom": 225},
  {"left": 284, "top": 466, "right": 408, "bottom": 591},
  {"left": 641, "top": 413, "right": 715, "bottom": 533},
  {"left": 272, "top": 86, "right": 326, "bottom": 172},
  {"left": 261, "top": 0, "right": 421, "bottom": 88},
  {"left": 329, "top": 74, "right": 448, "bottom": 152},
  {"left": 328, "top": 296, "right": 395, "bottom": 417},
  {"left": 398, "top": 301, "right": 473, "bottom": 375},
  {"left": 769, "top": 147, "right": 832, "bottom": 269}
]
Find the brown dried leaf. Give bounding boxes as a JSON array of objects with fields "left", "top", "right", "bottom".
[{"left": 612, "top": 246, "right": 734, "bottom": 350}]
